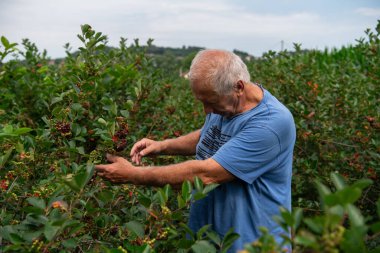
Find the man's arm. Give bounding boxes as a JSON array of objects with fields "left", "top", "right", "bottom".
[
  {"left": 95, "top": 153, "right": 235, "bottom": 187},
  {"left": 130, "top": 130, "right": 201, "bottom": 164},
  {"left": 161, "top": 129, "right": 201, "bottom": 155}
]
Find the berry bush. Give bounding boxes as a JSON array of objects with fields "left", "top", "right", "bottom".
[{"left": 0, "top": 22, "right": 379, "bottom": 252}]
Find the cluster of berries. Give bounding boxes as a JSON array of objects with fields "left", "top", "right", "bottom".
[
  {"left": 55, "top": 121, "right": 71, "bottom": 136},
  {"left": 112, "top": 120, "right": 129, "bottom": 151},
  {"left": 0, "top": 179, "right": 9, "bottom": 191}
]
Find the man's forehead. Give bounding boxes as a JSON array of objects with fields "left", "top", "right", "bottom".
[
  {"left": 191, "top": 83, "right": 219, "bottom": 101},
  {"left": 191, "top": 81, "right": 214, "bottom": 94}
]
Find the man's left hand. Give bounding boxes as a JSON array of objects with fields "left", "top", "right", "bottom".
[{"left": 95, "top": 154, "right": 139, "bottom": 183}]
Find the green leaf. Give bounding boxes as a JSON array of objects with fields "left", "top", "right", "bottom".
[
  {"left": 71, "top": 103, "right": 83, "bottom": 111},
  {"left": 87, "top": 38, "right": 97, "bottom": 49},
  {"left": 205, "top": 231, "right": 221, "bottom": 246},
  {"left": 81, "top": 24, "right": 91, "bottom": 34},
  {"left": 76, "top": 146, "right": 85, "bottom": 155},
  {"left": 157, "top": 184, "right": 172, "bottom": 205},
  {"left": 293, "top": 208, "right": 303, "bottom": 230},
  {"left": 51, "top": 96, "right": 63, "bottom": 105},
  {"left": 22, "top": 230, "right": 43, "bottom": 242},
  {"left": 191, "top": 240, "right": 216, "bottom": 253},
  {"left": 75, "top": 164, "right": 95, "bottom": 190},
  {"left": 315, "top": 180, "right": 331, "bottom": 198},
  {"left": 180, "top": 223, "right": 195, "bottom": 240},
  {"left": 0, "top": 226, "right": 21, "bottom": 243},
  {"left": 163, "top": 184, "right": 172, "bottom": 199},
  {"left": 23, "top": 206, "right": 45, "bottom": 215},
  {"left": 347, "top": 204, "right": 364, "bottom": 227},
  {"left": 97, "top": 190, "right": 114, "bottom": 205},
  {"left": 1, "top": 36, "right": 10, "bottom": 48},
  {"left": 67, "top": 223, "right": 85, "bottom": 236},
  {"left": 13, "top": 127, "right": 33, "bottom": 135},
  {"left": 331, "top": 173, "right": 346, "bottom": 190},
  {"left": 3, "top": 124, "right": 13, "bottom": 134},
  {"left": 9, "top": 233, "right": 25, "bottom": 244},
  {"left": 71, "top": 123, "right": 81, "bottom": 136},
  {"left": 177, "top": 195, "right": 186, "bottom": 209},
  {"left": 142, "top": 245, "right": 152, "bottom": 253},
  {"left": 0, "top": 148, "right": 13, "bottom": 169},
  {"left": 177, "top": 238, "right": 194, "bottom": 249},
  {"left": 341, "top": 226, "right": 367, "bottom": 253},
  {"left": 120, "top": 110, "right": 129, "bottom": 117},
  {"left": 304, "top": 217, "right": 324, "bottom": 234},
  {"left": 63, "top": 177, "right": 80, "bottom": 192},
  {"left": 193, "top": 192, "right": 206, "bottom": 201},
  {"left": 137, "top": 195, "right": 151, "bottom": 208},
  {"left": 325, "top": 187, "right": 362, "bottom": 206},
  {"left": 9, "top": 42, "right": 18, "bottom": 48},
  {"left": 77, "top": 34, "right": 85, "bottom": 43},
  {"left": 182, "top": 180, "right": 193, "bottom": 201},
  {"left": 98, "top": 118, "right": 107, "bottom": 125},
  {"left": 94, "top": 32, "right": 102, "bottom": 40},
  {"left": 196, "top": 224, "right": 211, "bottom": 239},
  {"left": 194, "top": 177, "right": 203, "bottom": 191},
  {"left": 220, "top": 228, "right": 240, "bottom": 253},
  {"left": 62, "top": 238, "right": 78, "bottom": 248},
  {"left": 157, "top": 191, "right": 166, "bottom": 206},
  {"left": 63, "top": 165, "right": 94, "bottom": 192},
  {"left": 26, "top": 197, "right": 46, "bottom": 210},
  {"left": 0, "top": 132, "right": 17, "bottom": 137},
  {"left": 294, "top": 233, "right": 318, "bottom": 248},
  {"left": 351, "top": 178, "right": 373, "bottom": 191},
  {"left": 279, "top": 207, "right": 294, "bottom": 226},
  {"left": 125, "top": 221, "right": 144, "bottom": 238},
  {"left": 25, "top": 213, "right": 49, "bottom": 225},
  {"left": 44, "top": 222, "right": 60, "bottom": 241},
  {"left": 202, "top": 183, "right": 219, "bottom": 195}
]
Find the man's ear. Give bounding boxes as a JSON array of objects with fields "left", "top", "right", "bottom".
[{"left": 234, "top": 80, "right": 245, "bottom": 94}]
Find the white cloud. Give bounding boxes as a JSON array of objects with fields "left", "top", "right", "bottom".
[
  {"left": 0, "top": 0, "right": 377, "bottom": 58},
  {"left": 355, "top": 7, "right": 380, "bottom": 17}
]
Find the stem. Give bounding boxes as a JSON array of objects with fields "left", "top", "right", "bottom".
[{"left": 319, "top": 139, "right": 359, "bottom": 148}]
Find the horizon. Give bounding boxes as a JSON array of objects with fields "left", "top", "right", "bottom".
[{"left": 0, "top": 0, "right": 379, "bottom": 59}]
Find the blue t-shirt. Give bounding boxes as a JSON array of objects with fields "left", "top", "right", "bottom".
[{"left": 189, "top": 87, "right": 296, "bottom": 252}]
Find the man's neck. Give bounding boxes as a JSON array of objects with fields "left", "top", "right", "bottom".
[{"left": 239, "top": 82, "right": 263, "bottom": 113}]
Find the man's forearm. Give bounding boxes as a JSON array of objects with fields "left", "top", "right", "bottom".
[
  {"left": 160, "top": 129, "right": 201, "bottom": 156},
  {"left": 133, "top": 158, "right": 235, "bottom": 187},
  {"left": 95, "top": 154, "right": 235, "bottom": 187},
  {"left": 134, "top": 159, "right": 214, "bottom": 187}
]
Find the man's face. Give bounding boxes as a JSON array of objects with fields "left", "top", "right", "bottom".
[{"left": 191, "top": 81, "right": 238, "bottom": 118}]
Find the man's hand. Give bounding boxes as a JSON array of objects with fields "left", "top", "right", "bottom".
[
  {"left": 95, "top": 154, "right": 140, "bottom": 183},
  {"left": 130, "top": 138, "right": 165, "bottom": 165}
]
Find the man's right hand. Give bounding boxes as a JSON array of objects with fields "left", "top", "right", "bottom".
[{"left": 130, "top": 138, "right": 166, "bottom": 165}]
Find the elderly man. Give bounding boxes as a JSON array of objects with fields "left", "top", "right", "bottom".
[{"left": 95, "top": 49, "right": 296, "bottom": 252}]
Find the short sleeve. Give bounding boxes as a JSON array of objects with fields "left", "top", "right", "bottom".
[{"left": 212, "top": 125, "right": 281, "bottom": 184}]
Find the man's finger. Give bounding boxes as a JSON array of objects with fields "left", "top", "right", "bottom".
[
  {"left": 131, "top": 154, "right": 137, "bottom": 164},
  {"left": 95, "top": 164, "right": 109, "bottom": 171},
  {"left": 106, "top": 153, "right": 119, "bottom": 163},
  {"left": 139, "top": 143, "right": 158, "bottom": 157},
  {"left": 130, "top": 140, "right": 145, "bottom": 157},
  {"left": 132, "top": 153, "right": 142, "bottom": 165}
]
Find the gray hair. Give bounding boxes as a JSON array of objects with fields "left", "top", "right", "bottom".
[{"left": 189, "top": 49, "right": 251, "bottom": 95}]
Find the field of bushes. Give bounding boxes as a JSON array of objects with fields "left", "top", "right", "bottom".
[{"left": 0, "top": 23, "right": 379, "bottom": 252}]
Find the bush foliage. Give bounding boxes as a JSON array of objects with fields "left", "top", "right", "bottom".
[{"left": 0, "top": 22, "right": 379, "bottom": 252}]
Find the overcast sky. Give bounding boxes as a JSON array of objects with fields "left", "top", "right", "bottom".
[{"left": 0, "top": 0, "right": 379, "bottom": 59}]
